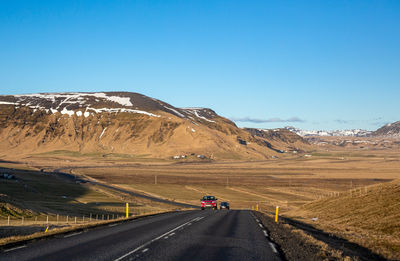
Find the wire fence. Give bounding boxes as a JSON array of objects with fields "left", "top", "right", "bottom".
[{"left": 1, "top": 213, "right": 126, "bottom": 227}]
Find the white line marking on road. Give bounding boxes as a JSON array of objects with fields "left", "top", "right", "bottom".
[
  {"left": 269, "top": 242, "right": 278, "bottom": 253},
  {"left": 64, "top": 232, "right": 82, "bottom": 238},
  {"left": 164, "top": 236, "right": 169, "bottom": 239},
  {"left": 258, "top": 223, "right": 263, "bottom": 228},
  {"left": 142, "top": 248, "right": 149, "bottom": 253},
  {"left": 187, "top": 223, "right": 192, "bottom": 226},
  {"left": 196, "top": 217, "right": 204, "bottom": 221},
  {"left": 4, "top": 245, "right": 26, "bottom": 252},
  {"left": 114, "top": 216, "right": 202, "bottom": 261},
  {"left": 109, "top": 223, "right": 118, "bottom": 227},
  {"left": 263, "top": 230, "right": 268, "bottom": 237},
  {"left": 169, "top": 232, "right": 175, "bottom": 236},
  {"left": 256, "top": 219, "right": 260, "bottom": 222}
]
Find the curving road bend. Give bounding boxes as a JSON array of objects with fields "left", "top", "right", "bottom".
[{"left": 1, "top": 210, "right": 281, "bottom": 261}]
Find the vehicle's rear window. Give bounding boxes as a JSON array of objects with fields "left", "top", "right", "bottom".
[{"left": 203, "top": 196, "right": 215, "bottom": 200}]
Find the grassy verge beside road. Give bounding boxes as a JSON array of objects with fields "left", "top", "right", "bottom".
[
  {"left": 288, "top": 179, "right": 400, "bottom": 260},
  {"left": 254, "top": 211, "right": 387, "bottom": 261},
  {"left": 0, "top": 166, "right": 177, "bottom": 242}
]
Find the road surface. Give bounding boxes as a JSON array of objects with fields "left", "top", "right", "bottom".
[{"left": 1, "top": 210, "right": 281, "bottom": 261}]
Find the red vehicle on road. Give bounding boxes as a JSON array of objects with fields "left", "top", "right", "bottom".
[{"left": 201, "top": 195, "right": 218, "bottom": 210}]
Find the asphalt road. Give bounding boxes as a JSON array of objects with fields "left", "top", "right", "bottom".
[{"left": 1, "top": 210, "right": 281, "bottom": 261}]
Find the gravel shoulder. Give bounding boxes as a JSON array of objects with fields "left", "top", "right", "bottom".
[{"left": 254, "top": 211, "right": 389, "bottom": 261}]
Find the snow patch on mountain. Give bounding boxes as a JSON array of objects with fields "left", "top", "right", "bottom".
[
  {"left": 86, "top": 107, "right": 160, "bottom": 117},
  {"left": 0, "top": 101, "right": 17, "bottom": 105},
  {"left": 164, "top": 106, "right": 185, "bottom": 118},
  {"left": 183, "top": 108, "right": 216, "bottom": 123},
  {"left": 13, "top": 92, "right": 133, "bottom": 107}
]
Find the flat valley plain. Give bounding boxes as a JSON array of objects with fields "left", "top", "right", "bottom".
[{"left": 14, "top": 146, "right": 400, "bottom": 213}]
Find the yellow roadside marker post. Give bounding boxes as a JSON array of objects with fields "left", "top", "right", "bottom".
[
  {"left": 126, "top": 203, "right": 129, "bottom": 218},
  {"left": 45, "top": 226, "right": 49, "bottom": 232},
  {"left": 256, "top": 204, "right": 259, "bottom": 211},
  {"left": 251, "top": 205, "right": 254, "bottom": 211},
  {"left": 275, "top": 206, "right": 279, "bottom": 223}
]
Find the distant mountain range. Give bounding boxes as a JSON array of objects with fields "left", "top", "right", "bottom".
[
  {"left": 285, "top": 122, "right": 400, "bottom": 138},
  {"left": 284, "top": 126, "right": 372, "bottom": 137}
]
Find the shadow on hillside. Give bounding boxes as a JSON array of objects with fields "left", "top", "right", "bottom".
[
  {"left": 0, "top": 159, "right": 21, "bottom": 164},
  {"left": 0, "top": 167, "right": 126, "bottom": 218},
  {"left": 280, "top": 215, "right": 388, "bottom": 261}
]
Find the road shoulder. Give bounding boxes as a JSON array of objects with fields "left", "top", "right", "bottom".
[{"left": 254, "top": 211, "right": 388, "bottom": 261}]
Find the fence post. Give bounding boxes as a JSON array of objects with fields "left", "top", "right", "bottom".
[
  {"left": 57, "top": 214, "right": 59, "bottom": 225},
  {"left": 275, "top": 206, "right": 279, "bottom": 223},
  {"left": 83, "top": 215, "right": 85, "bottom": 223},
  {"left": 90, "top": 213, "right": 92, "bottom": 222},
  {"left": 8, "top": 215, "right": 10, "bottom": 225},
  {"left": 46, "top": 215, "right": 49, "bottom": 225},
  {"left": 22, "top": 217, "right": 24, "bottom": 225},
  {"left": 67, "top": 215, "right": 69, "bottom": 224},
  {"left": 75, "top": 217, "right": 77, "bottom": 224}
]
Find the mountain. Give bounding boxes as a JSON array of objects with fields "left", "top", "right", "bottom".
[
  {"left": 243, "top": 128, "right": 309, "bottom": 152},
  {"left": 0, "top": 92, "right": 308, "bottom": 160},
  {"left": 371, "top": 121, "right": 400, "bottom": 137},
  {"left": 285, "top": 126, "right": 372, "bottom": 137}
]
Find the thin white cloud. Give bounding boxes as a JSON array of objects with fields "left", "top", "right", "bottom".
[{"left": 231, "top": 116, "right": 305, "bottom": 123}]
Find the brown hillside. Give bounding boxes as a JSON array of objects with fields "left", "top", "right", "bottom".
[
  {"left": 0, "top": 92, "right": 310, "bottom": 160},
  {"left": 372, "top": 121, "right": 400, "bottom": 138},
  {"left": 294, "top": 180, "right": 400, "bottom": 260}
]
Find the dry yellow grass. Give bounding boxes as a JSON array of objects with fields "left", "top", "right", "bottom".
[
  {"left": 1, "top": 142, "right": 400, "bottom": 258},
  {"left": 291, "top": 179, "right": 400, "bottom": 260}
]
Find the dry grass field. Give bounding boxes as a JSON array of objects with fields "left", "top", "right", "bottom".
[
  {"left": 1, "top": 144, "right": 399, "bottom": 259},
  {"left": 6, "top": 148, "right": 397, "bottom": 210},
  {"left": 293, "top": 179, "right": 400, "bottom": 260},
  {"left": 59, "top": 149, "right": 399, "bottom": 212},
  {"left": 0, "top": 165, "right": 177, "bottom": 242}
]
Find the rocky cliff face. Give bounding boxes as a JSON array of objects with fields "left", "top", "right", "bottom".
[
  {"left": 371, "top": 121, "right": 400, "bottom": 138},
  {"left": 0, "top": 92, "right": 309, "bottom": 160}
]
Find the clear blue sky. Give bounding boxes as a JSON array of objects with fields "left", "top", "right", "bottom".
[{"left": 1, "top": 1, "right": 399, "bottom": 130}]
